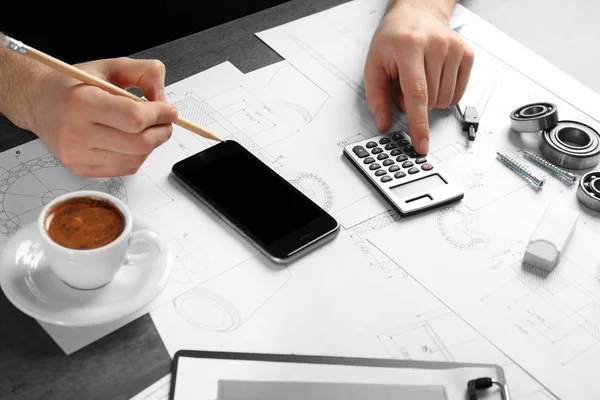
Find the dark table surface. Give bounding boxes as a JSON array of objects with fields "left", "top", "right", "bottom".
[{"left": 0, "top": 0, "right": 349, "bottom": 399}]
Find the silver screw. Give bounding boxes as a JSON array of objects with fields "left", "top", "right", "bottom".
[
  {"left": 496, "top": 151, "right": 545, "bottom": 190},
  {"left": 522, "top": 150, "right": 577, "bottom": 186}
]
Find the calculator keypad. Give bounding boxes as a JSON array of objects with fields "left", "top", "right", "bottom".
[
  {"left": 350, "top": 132, "right": 431, "bottom": 182},
  {"left": 343, "top": 130, "right": 463, "bottom": 216}
]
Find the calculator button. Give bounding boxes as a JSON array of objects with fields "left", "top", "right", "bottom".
[
  {"left": 375, "top": 169, "right": 387, "bottom": 176},
  {"left": 381, "top": 176, "right": 393, "bottom": 183},
  {"left": 408, "top": 167, "right": 419, "bottom": 174},
  {"left": 369, "top": 163, "right": 381, "bottom": 170},
  {"left": 399, "top": 139, "right": 409, "bottom": 146},
  {"left": 394, "top": 171, "right": 407, "bottom": 179},
  {"left": 403, "top": 145, "right": 413, "bottom": 152},
  {"left": 396, "top": 155, "right": 408, "bottom": 162},
  {"left": 379, "top": 137, "right": 391, "bottom": 144},
  {"left": 372, "top": 147, "right": 383, "bottom": 154},
  {"left": 402, "top": 161, "right": 414, "bottom": 168},
  {"left": 363, "top": 157, "right": 375, "bottom": 164},
  {"left": 385, "top": 143, "right": 397, "bottom": 150},
  {"left": 389, "top": 165, "right": 400, "bottom": 172},
  {"left": 366, "top": 141, "right": 378, "bottom": 148},
  {"left": 377, "top": 153, "right": 389, "bottom": 160},
  {"left": 416, "top": 157, "right": 427, "bottom": 164},
  {"left": 390, "top": 149, "right": 402, "bottom": 156},
  {"left": 421, "top": 163, "right": 433, "bottom": 171},
  {"left": 382, "top": 159, "right": 394, "bottom": 166},
  {"left": 392, "top": 133, "right": 403, "bottom": 141},
  {"left": 408, "top": 151, "right": 419, "bottom": 158},
  {"left": 352, "top": 146, "right": 369, "bottom": 158}
]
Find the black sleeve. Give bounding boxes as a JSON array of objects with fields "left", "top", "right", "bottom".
[{"left": 1, "top": 1, "right": 290, "bottom": 64}]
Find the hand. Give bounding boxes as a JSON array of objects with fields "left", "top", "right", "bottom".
[
  {"left": 364, "top": 2, "right": 474, "bottom": 154},
  {"left": 28, "top": 57, "right": 178, "bottom": 177}
]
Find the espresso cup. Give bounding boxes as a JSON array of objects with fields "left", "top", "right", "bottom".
[{"left": 37, "top": 190, "right": 162, "bottom": 290}]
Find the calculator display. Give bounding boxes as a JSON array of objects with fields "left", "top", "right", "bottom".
[{"left": 390, "top": 174, "right": 447, "bottom": 200}]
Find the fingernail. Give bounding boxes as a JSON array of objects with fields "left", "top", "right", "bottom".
[
  {"left": 171, "top": 108, "right": 178, "bottom": 121},
  {"left": 157, "top": 88, "right": 166, "bottom": 101},
  {"left": 420, "top": 138, "right": 429, "bottom": 154}
]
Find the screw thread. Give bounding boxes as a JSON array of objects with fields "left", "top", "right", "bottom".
[
  {"left": 496, "top": 152, "right": 545, "bottom": 189},
  {"left": 522, "top": 150, "right": 577, "bottom": 185}
]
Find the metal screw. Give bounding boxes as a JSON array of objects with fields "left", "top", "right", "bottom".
[
  {"left": 496, "top": 151, "right": 545, "bottom": 190},
  {"left": 522, "top": 150, "right": 577, "bottom": 186}
]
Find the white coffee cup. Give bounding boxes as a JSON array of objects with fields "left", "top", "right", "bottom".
[{"left": 37, "top": 190, "right": 162, "bottom": 290}]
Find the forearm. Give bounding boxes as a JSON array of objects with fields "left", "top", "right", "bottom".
[
  {"left": 0, "top": 45, "right": 48, "bottom": 132},
  {"left": 387, "top": 0, "right": 458, "bottom": 22}
]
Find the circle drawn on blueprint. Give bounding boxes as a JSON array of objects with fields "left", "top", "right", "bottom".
[
  {"left": 174, "top": 287, "right": 242, "bottom": 332},
  {"left": 437, "top": 206, "right": 490, "bottom": 250},
  {"left": 284, "top": 172, "right": 333, "bottom": 211},
  {"left": 0, "top": 155, "right": 127, "bottom": 237}
]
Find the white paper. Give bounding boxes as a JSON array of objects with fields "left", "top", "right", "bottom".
[
  {"left": 129, "top": 374, "right": 171, "bottom": 400},
  {"left": 361, "top": 8, "right": 600, "bottom": 400}
]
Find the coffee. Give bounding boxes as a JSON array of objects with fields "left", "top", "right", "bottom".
[{"left": 45, "top": 196, "right": 125, "bottom": 250}]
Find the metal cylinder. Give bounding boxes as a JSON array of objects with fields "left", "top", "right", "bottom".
[
  {"left": 510, "top": 102, "right": 559, "bottom": 132},
  {"left": 576, "top": 171, "right": 600, "bottom": 212},
  {"left": 539, "top": 120, "right": 600, "bottom": 170}
]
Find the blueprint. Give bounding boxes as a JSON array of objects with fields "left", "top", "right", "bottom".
[
  {"left": 138, "top": 59, "right": 553, "bottom": 400},
  {"left": 253, "top": 1, "right": 600, "bottom": 399}
]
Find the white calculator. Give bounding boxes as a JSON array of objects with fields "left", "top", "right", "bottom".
[{"left": 343, "top": 131, "right": 464, "bottom": 216}]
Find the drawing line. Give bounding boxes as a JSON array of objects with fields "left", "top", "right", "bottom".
[{"left": 365, "top": 237, "right": 557, "bottom": 398}]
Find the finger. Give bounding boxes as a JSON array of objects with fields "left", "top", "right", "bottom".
[
  {"left": 69, "top": 165, "right": 140, "bottom": 178},
  {"left": 85, "top": 122, "right": 173, "bottom": 155},
  {"left": 396, "top": 51, "right": 430, "bottom": 154},
  {"left": 391, "top": 81, "right": 406, "bottom": 112},
  {"left": 63, "top": 147, "right": 149, "bottom": 170},
  {"left": 105, "top": 58, "right": 168, "bottom": 102},
  {"left": 424, "top": 41, "right": 446, "bottom": 110},
  {"left": 364, "top": 54, "right": 394, "bottom": 132},
  {"left": 82, "top": 87, "right": 177, "bottom": 133},
  {"left": 435, "top": 50, "right": 462, "bottom": 110},
  {"left": 451, "top": 46, "right": 475, "bottom": 105}
]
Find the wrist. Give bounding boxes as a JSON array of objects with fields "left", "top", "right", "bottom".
[
  {"left": 387, "top": 0, "right": 457, "bottom": 23},
  {"left": 0, "top": 47, "right": 50, "bottom": 133}
]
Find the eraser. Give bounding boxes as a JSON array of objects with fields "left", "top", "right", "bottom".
[{"left": 523, "top": 204, "right": 579, "bottom": 271}]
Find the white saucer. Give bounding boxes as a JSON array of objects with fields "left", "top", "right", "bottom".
[{"left": 0, "top": 214, "right": 173, "bottom": 327}]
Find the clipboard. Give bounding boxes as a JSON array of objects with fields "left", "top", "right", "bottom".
[{"left": 169, "top": 350, "right": 510, "bottom": 400}]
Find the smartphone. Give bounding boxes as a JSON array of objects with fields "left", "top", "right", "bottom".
[{"left": 171, "top": 140, "right": 340, "bottom": 264}]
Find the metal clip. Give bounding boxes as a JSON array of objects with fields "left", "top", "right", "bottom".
[{"left": 1, "top": 33, "right": 29, "bottom": 55}]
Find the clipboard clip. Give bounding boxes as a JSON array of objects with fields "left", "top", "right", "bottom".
[{"left": 467, "top": 377, "right": 511, "bottom": 400}]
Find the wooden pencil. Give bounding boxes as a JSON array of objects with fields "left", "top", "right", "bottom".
[{"left": 0, "top": 32, "right": 223, "bottom": 142}]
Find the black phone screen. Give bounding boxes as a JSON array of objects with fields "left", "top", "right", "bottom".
[{"left": 171, "top": 140, "right": 338, "bottom": 260}]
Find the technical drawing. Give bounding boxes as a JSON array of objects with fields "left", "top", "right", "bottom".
[
  {"left": 583, "top": 213, "right": 600, "bottom": 238},
  {"left": 289, "top": 34, "right": 366, "bottom": 100},
  {"left": 378, "top": 308, "right": 492, "bottom": 363},
  {"left": 440, "top": 107, "right": 462, "bottom": 128},
  {"left": 168, "top": 233, "right": 211, "bottom": 285},
  {"left": 172, "top": 88, "right": 298, "bottom": 169},
  {"left": 261, "top": 63, "right": 329, "bottom": 124},
  {"left": 174, "top": 257, "right": 291, "bottom": 332},
  {"left": 0, "top": 154, "right": 126, "bottom": 237},
  {"left": 482, "top": 241, "right": 600, "bottom": 365},
  {"left": 284, "top": 172, "right": 333, "bottom": 211},
  {"left": 437, "top": 206, "right": 490, "bottom": 250},
  {"left": 349, "top": 210, "right": 407, "bottom": 278}
]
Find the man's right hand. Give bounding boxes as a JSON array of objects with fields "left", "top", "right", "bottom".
[{"left": 29, "top": 57, "right": 178, "bottom": 177}]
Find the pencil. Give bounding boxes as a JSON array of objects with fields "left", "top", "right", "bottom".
[{"left": 0, "top": 32, "right": 223, "bottom": 142}]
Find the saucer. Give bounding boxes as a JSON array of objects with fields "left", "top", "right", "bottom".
[{"left": 0, "top": 214, "right": 173, "bottom": 327}]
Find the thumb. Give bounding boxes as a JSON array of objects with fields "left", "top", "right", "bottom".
[
  {"left": 104, "top": 58, "right": 168, "bottom": 102},
  {"left": 364, "top": 57, "right": 393, "bottom": 133}
]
